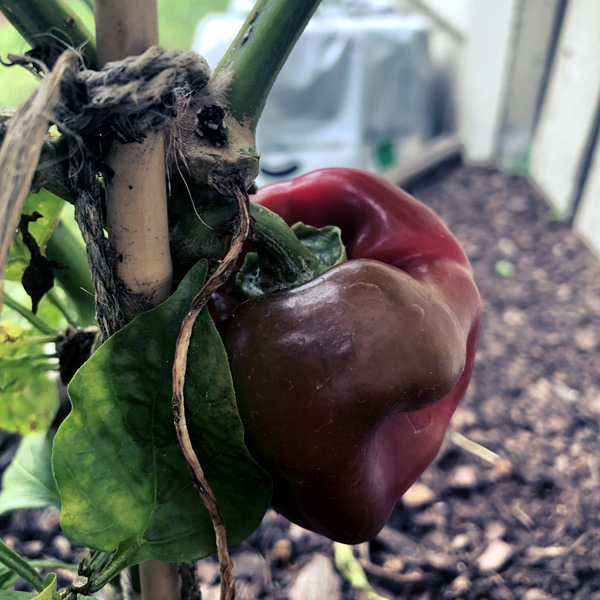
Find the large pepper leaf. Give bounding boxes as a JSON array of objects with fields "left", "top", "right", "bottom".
[
  {"left": 53, "top": 260, "right": 271, "bottom": 568},
  {"left": 0, "top": 431, "right": 60, "bottom": 514}
]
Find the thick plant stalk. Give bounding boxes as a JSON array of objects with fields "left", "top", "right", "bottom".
[
  {"left": 93, "top": 0, "right": 175, "bottom": 598},
  {"left": 212, "top": 0, "right": 322, "bottom": 131},
  {"left": 93, "top": 0, "right": 172, "bottom": 320}
]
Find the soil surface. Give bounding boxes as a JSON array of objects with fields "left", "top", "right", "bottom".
[{"left": 3, "top": 162, "right": 600, "bottom": 599}]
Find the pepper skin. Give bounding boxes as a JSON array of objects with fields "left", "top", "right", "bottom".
[{"left": 223, "top": 169, "right": 481, "bottom": 543}]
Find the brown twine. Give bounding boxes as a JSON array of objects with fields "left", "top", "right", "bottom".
[
  {"left": 59, "top": 46, "right": 210, "bottom": 144},
  {"left": 72, "top": 162, "right": 125, "bottom": 338},
  {"left": 178, "top": 562, "right": 201, "bottom": 600}
]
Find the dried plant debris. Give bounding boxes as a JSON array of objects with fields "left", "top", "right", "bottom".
[{"left": 18, "top": 212, "right": 65, "bottom": 313}]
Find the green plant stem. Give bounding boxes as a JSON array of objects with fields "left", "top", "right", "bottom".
[
  {"left": 0, "top": 334, "right": 60, "bottom": 346},
  {"left": 0, "top": 537, "right": 45, "bottom": 592},
  {"left": 3, "top": 293, "right": 59, "bottom": 335},
  {"left": 86, "top": 551, "right": 113, "bottom": 577},
  {"left": 33, "top": 361, "right": 60, "bottom": 371},
  {"left": 173, "top": 195, "right": 319, "bottom": 277},
  {"left": 46, "top": 288, "right": 79, "bottom": 327},
  {"left": 19, "top": 351, "right": 59, "bottom": 359},
  {"left": 333, "top": 543, "right": 388, "bottom": 600},
  {"left": 46, "top": 221, "right": 96, "bottom": 326},
  {"left": 29, "top": 559, "right": 79, "bottom": 571},
  {"left": 212, "top": 0, "right": 322, "bottom": 131},
  {"left": 88, "top": 546, "right": 136, "bottom": 594},
  {"left": 0, "top": 0, "right": 97, "bottom": 68}
]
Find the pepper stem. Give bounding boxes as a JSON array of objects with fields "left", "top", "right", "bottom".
[{"left": 170, "top": 191, "right": 345, "bottom": 298}]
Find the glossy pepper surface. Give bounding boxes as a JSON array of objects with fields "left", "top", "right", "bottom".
[{"left": 222, "top": 169, "right": 481, "bottom": 543}]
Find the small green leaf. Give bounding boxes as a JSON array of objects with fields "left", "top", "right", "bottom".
[
  {"left": 53, "top": 260, "right": 271, "bottom": 568},
  {"left": 0, "top": 431, "right": 60, "bottom": 514},
  {"left": 5, "top": 191, "right": 64, "bottom": 283},
  {"left": 0, "top": 562, "right": 18, "bottom": 590},
  {"left": 333, "top": 543, "right": 388, "bottom": 600},
  {"left": 238, "top": 222, "right": 347, "bottom": 298},
  {"left": 291, "top": 222, "right": 346, "bottom": 269},
  {"left": 494, "top": 259, "right": 515, "bottom": 278},
  {"left": 35, "top": 574, "right": 59, "bottom": 600}
]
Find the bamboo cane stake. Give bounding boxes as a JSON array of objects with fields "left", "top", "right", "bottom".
[
  {"left": 93, "top": 0, "right": 172, "bottom": 320},
  {"left": 93, "top": 1, "right": 177, "bottom": 598}
]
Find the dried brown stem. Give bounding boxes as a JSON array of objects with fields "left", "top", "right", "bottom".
[
  {"left": 449, "top": 429, "right": 503, "bottom": 465},
  {"left": 0, "top": 51, "right": 78, "bottom": 309},
  {"left": 172, "top": 184, "right": 250, "bottom": 600}
]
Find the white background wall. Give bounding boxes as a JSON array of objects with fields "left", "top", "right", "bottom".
[{"left": 411, "top": 0, "right": 600, "bottom": 257}]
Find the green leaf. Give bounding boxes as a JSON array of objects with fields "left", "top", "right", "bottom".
[
  {"left": 0, "top": 539, "right": 44, "bottom": 593},
  {"left": 494, "top": 259, "right": 515, "bottom": 278},
  {"left": 0, "top": 431, "right": 60, "bottom": 514},
  {"left": 35, "top": 574, "right": 59, "bottom": 600},
  {"left": 238, "top": 222, "right": 347, "bottom": 298},
  {"left": 291, "top": 222, "right": 346, "bottom": 269},
  {"left": 0, "top": 358, "right": 59, "bottom": 434},
  {"left": 5, "top": 190, "right": 64, "bottom": 283},
  {"left": 53, "top": 260, "right": 271, "bottom": 569},
  {"left": 0, "top": 562, "right": 18, "bottom": 590},
  {"left": 0, "top": 323, "right": 61, "bottom": 436},
  {"left": 333, "top": 543, "right": 388, "bottom": 600}
]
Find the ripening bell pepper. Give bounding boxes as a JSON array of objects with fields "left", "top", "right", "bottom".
[{"left": 222, "top": 168, "right": 481, "bottom": 543}]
